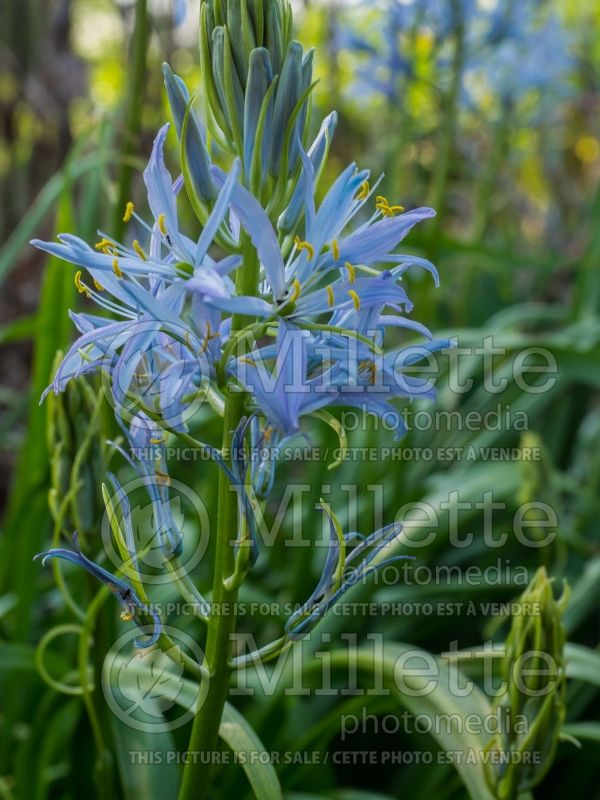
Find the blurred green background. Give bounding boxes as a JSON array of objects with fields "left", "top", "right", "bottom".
[{"left": 0, "top": 1, "right": 599, "bottom": 798}]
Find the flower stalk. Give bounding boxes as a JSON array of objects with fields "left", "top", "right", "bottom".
[{"left": 178, "top": 233, "right": 260, "bottom": 800}]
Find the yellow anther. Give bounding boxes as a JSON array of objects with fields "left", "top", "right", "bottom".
[
  {"left": 120, "top": 610, "right": 134, "bottom": 622},
  {"left": 74, "top": 270, "right": 88, "bottom": 295},
  {"left": 132, "top": 239, "right": 147, "bottom": 261},
  {"left": 155, "top": 471, "right": 171, "bottom": 486},
  {"left": 157, "top": 213, "right": 167, "bottom": 235},
  {"left": 93, "top": 278, "right": 104, "bottom": 292},
  {"left": 150, "top": 437, "right": 165, "bottom": 445},
  {"left": 331, "top": 239, "right": 340, "bottom": 261},
  {"left": 290, "top": 278, "right": 302, "bottom": 303},
  {"left": 294, "top": 236, "right": 315, "bottom": 260},
  {"left": 348, "top": 289, "right": 361, "bottom": 311},
  {"left": 326, "top": 285, "right": 335, "bottom": 307},
  {"left": 95, "top": 238, "right": 114, "bottom": 251},
  {"left": 344, "top": 262, "right": 356, "bottom": 283},
  {"left": 112, "top": 258, "right": 123, "bottom": 278},
  {"left": 359, "top": 359, "right": 377, "bottom": 384},
  {"left": 123, "top": 201, "right": 134, "bottom": 222},
  {"left": 357, "top": 180, "right": 370, "bottom": 201},
  {"left": 375, "top": 195, "right": 404, "bottom": 217},
  {"left": 263, "top": 426, "right": 274, "bottom": 443},
  {"left": 240, "top": 357, "right": 256, "bottom": 367},
  {"left": 200, "top": 321, "right": 219, "bottom": 353}
]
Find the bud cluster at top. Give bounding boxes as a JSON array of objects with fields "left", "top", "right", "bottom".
[{"left": 200, "top": 0, "right": 314, "bottom": 189}]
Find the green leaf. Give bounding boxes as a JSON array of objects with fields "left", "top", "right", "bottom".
[
  {"left": 105, "top": 653, "right": 282, "bottom": 799},
  {"left": 561, "top": 722, "right": 600, "bottom": 744},
  {"left": 565, "top": 643, "right": 600, "bottom": 687},
  {"left": 110, "top": 709, "right": 181, "bottom": 800},
  {"left": 220, "top": 702, "right": 283, "bottom": 800},
  {"left": 0, "top": 149, "right": 141, "bottom": 286},
  {"left": 301, "top": 642, "right": 498, "bottom": 800},
  {"left": 0, "top": 314, "right": 38, "bottom": 345}
]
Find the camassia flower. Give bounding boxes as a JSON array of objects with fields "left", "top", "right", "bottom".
[
  {"left": 285, "top": 502, "right": 414, "bottom": 640},
  {"left": 32, "top": 124, "right": 244, "bottom": 406},
  {"left": 210, "top": 155, "right": 439, "bottom": 320},
  {"left": 111, "top": 414, "right": 183, "bottom": 558},
  {"left": 35, "top": 534, "right": 161, "bottom": 648},
  {"left": 231, "top": 317, "right": 448, "bottom": 472}
]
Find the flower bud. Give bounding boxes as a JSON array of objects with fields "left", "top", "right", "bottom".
[
  {"left": 47, "top": 354, "right": 107, "bottom": 540},
  {"left": 484, "top": 567, "right": 569, "bottom": 799},
  {"left": 199, "top": 0, "right": 314, "bottom": 186},
  {"left": 163, "top": 63, "right": 217, "bottom": 206}
]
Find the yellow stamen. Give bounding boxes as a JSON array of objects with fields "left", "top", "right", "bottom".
[
  {"left": 132, "top": 239, "right": 147, "bottom": 261},
  {"left": 158, "top": 213, "right": 167, "bottom": 236},
  {"left": 150, "top": 437, "right": 165, "bottom": 445},
  {"left": 95, "top": 238, "right": 114, "bottom": 251},
  {"left": 123, "top": 201, "right": 134, "bottom": 223},
  {"left": 155, "top": 471, "right": 171, "bottom": 486},
  {"left": 326, "top": 285, "right": 335, "bottom": 307},
  {"left": 240, "top": 357, "right": 256, "bottom": 367},
  {"left": 200, "top": 321, "right": 218, "bottom": 353},
  {"left": 344, "top": 262, "right": 356, "bottom": 283},
  {"left": 93, "top": 278, "right": 104, "bottom": 292},
  {"left": 112, "top": 258, "right": 123, "bottom": 278},
  {"left": 375, "top": 195, "right": 404, "bottom": 217},
  {"left": 74, "top": 270, "right": 88, "bottom": 295},
  {"left": 357, "top": 180, "right": 370, "bottom": 201},
  {"left": 348, "top": 289, "right": 361, "bottom": 311},
  {"left": 294, "top": 236, "right": 315, "bottom": 260},
  {"left": 120, "top": 610, "right": 134, "bottom": 622},
  {"left": 359, "top": 359, "right": 377, "bottom": 384},
  {"left": 290, "top": 278, "right": 301, "bottom": 303},
  {"left": 331, "top": 239, "right": 340, "bottom": 261}
]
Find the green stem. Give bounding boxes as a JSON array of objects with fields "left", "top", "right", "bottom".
[
  {"left": 78, "top": 586, "right": 115, "bottom": 800},
  {"left": 178, "top": 236, "right": 260, "bottom": 800},
  {"left": 427, "top": 0, "right": 465, "bottom": 253},
  {"left": 112, "top": 0, "right": 149, "bottom": 241},
  {"left": 470, "top": 110, "right": 512, "bottom": 244}
]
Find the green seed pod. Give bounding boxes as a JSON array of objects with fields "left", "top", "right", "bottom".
[{"left": 484, "top": 567, "right": 569, "bottom": 799}]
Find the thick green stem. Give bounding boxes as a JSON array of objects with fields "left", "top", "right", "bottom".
[
  {"left": 112, "top": 0, "right": 149, "bottom": 241},
  {"left": 178, "top": 237, "right": 259, "bottom": 800}
]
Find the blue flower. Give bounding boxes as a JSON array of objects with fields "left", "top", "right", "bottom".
[
  {"left": 112, "top": 414, "right": 184, "bottom": 557},
  {"left": 332, "top": 0, "right": 478, "bottom": 104},
  {"left": 285, "top": 502, "right": 414, "bottom": 640},
  {"left": 232, "top": 317, "right": 449, "bottom": 446},
  {"left": 463, "top": 10, "right": 574, "bottom": 112},
  {"left": 33, "top": 126, "right": 243, "bottom": 414},
  {"left": 35, "top": 533, "right": 161, "bottom": 648},
  {"left": 211, "top": 156, "right": 437, "bottom": 319}
]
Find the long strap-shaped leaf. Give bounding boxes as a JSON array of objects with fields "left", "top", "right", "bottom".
[
  {"left": 106, "top": 653, "right": 282, "bottom": 800},
  {"left": 220, "top": 702, "right": 282, "bottom": 800}
]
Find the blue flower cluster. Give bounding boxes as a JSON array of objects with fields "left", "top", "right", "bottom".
[
  {"left": 34, "top": 0, "right": 447, "bottom": 645},
  {"left": 332, "top": 0, "right": 573, "bottom": 114}
]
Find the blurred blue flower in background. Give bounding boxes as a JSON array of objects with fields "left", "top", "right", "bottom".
[{"left": 332, "top": 0, "right": 573, "bottom": 117}]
